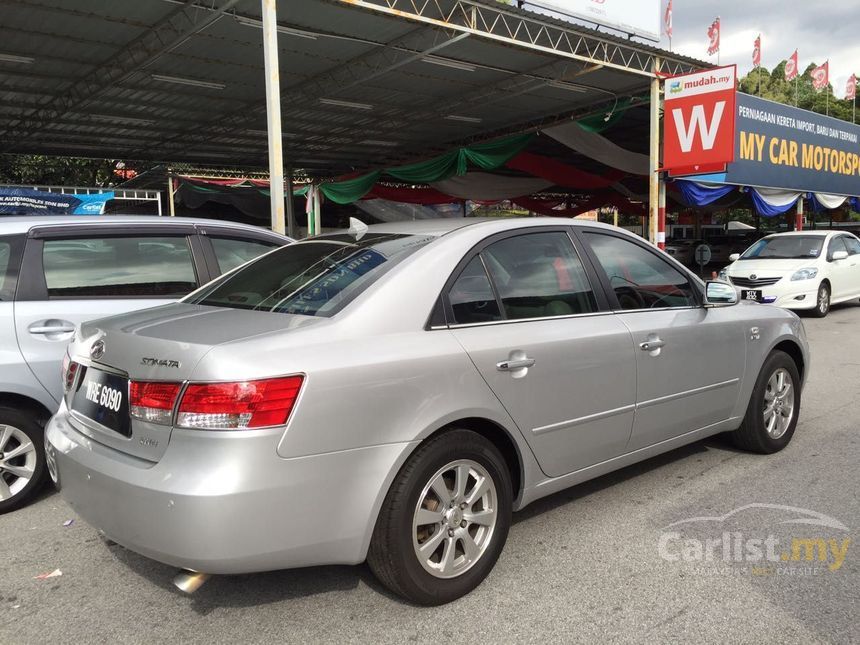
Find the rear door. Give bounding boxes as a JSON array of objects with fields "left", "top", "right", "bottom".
[
  {"left": 14, "top": 225, "right": 204, "bottom": 404},
  {"left": 446, "top": 228, "right": 637, "bottom": 478},
  {"left": 577, "top": 229, "right": 746, "bottom": 451}
]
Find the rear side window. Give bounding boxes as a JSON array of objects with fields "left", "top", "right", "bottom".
[
  {"left": 43, "top": 236, "right": 197, "bottom": 298},
  {"left": 210, "top": 237, "right": 279, "bottom": 274},
  {"left": 843, "top": 235, "right": 860, "bottom": 255},
  {"left": 482, "top": 232, "right": 597, "bottom": 320},
  {"left": 447, "top": 231, "right": 597, "bottom": 324},
  {"left": 449, "top": 256, "right": 502, "bottom": 325},
  {"left": 186, "top": 233, "right": 434, "bottom": 317}
]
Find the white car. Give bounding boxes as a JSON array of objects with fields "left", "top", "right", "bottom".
[{"left": 719, "top": 230, "right": 860, "bottom": 317}]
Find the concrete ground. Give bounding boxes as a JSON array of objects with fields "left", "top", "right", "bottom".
[{"left": 2, "top": 302, "right": 858, "bottom": 644}]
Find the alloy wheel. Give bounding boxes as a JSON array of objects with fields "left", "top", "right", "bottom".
[
  {"left": 0, "top": 424, "right": 37, "bottom": 501},
  {"left": 412, "top": 459, "right": 498, "bottom": 579},
  {"left": 762, "top": 368, "right": 795, "bottom": 439}
]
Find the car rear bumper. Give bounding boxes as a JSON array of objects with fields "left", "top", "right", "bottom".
[{"left": 46, "top": 406, "right": 415, "bottom": 574}]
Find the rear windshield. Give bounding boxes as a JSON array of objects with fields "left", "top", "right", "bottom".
[
  {"left": 184, "top": 233, "right": 435, "bottom": 316},
  {"left": 740, "top": 236, "right": 823, "bottom": 260}
]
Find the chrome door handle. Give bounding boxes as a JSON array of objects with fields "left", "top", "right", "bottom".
[
  {"left": 496, "top": 358, "right": 536, "bottom": 371},
  {"left": 28, "top": 324, "right": 75, "bottom": 335},
  {"left": 639, "top": 339, "right": 665, "bottom": 351}
]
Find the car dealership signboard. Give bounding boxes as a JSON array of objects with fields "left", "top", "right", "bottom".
[
  {"left": 526, "top": 0, "right": 660, "bottom": 42},
  {"left": 663, "top": 65, "right": 737, "bottom": 176}
]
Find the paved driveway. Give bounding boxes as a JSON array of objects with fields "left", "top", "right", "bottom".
[{"left": 2, "top": 303, "right": 858, "bottom": 644}]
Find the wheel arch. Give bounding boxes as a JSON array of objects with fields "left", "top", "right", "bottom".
[
  {"left": 772, "top": 339, "right": 806, "bottom": 383},
  {"left": 0, "top": 392, "right": 52, "bottom": 422}
]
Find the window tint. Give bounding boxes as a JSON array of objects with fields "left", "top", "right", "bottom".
[
  {"left": 481, "top": 232, "right": 597, "bottom": 319},
  {"left": 843, "top": 235, "right": 860, "bottom": 255},
  {"left": 186, "top": 233, "right": 434, "bottom": 317},
  {"left": 210, "top": 237, "right": 278, "bottom": 274},
  {"left": 0, "top": 241, "right": 10, "bottom": 300},
  {"left": 827, "top": 236, "right": 848, "bottom": 260},
  {"left": 584, "top": 233, "right": 697, "bottom": 310},
  {"left": 449, "top": 256, "right": 502, "bottom": 325},
  {"left": 43, "top": 236, "right": 197, "bottom": 298}
]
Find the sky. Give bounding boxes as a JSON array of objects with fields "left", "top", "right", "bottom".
[{"left": 659, "top": 0, "right": 859, "bottom": 97}]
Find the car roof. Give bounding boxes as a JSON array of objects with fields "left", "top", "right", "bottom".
[
  {"left": 321, "top": 216, "right": 625, "bottom": 238},
  {"left": 764, "top": 230, "right": 832, "bottom": 237},
  {"left": 0, "top": 214, "right": 290, "bottom": 238}
]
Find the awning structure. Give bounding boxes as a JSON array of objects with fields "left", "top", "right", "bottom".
[{"left": 0, "top": 0, "right": 705, "bottom": 175}]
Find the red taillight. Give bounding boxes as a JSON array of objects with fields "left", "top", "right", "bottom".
[
  {"left": 177, "top": 376, "right": 303, "bottom": 430},
  {"left": 130, "top": 381, "right": 181, "bottom": 425},
  {"left": 62, "top": 353, "right": 79, "bottom": 393}
]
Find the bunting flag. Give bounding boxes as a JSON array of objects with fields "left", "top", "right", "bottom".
[
  {"left": 752, "top": 35, "right": 761, "bottom": 68},
  {"left": 785, "top": 50, "right": 799, "bottom": 81},
  {"left": 664, "top": 0, "right": 673, "bottom": 39},
  {"left": 707, "top": 17, "right": 720, "bottom": 56},
  {"left": 846, "top": 74, "right": 856, "bottom": 101},
  {"left": 812, "top": 61, "right": 829, "bottom": 91}
]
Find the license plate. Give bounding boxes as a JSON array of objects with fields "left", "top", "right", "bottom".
[
  {"left": 741, "top": 289, "right": 762, "bottom": 302},
  {"left": 71, "top": 367, "right": 130, "bottom": 436}
]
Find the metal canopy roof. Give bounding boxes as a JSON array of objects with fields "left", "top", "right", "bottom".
[{"left": 0, "top": 0, "right": 708, "bottom": 174}]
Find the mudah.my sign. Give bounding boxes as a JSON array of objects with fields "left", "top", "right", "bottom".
[{"left": 663, "top": 65, "right": 737, "bottom": 176}]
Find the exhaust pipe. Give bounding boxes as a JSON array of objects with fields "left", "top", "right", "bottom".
[{"left": 172, "top": 570, "right": 211, "bottom": 593}]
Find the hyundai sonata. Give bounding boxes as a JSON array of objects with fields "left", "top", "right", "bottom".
[{"left": 46, "top": 218, "right": 808, "bottom": 605}]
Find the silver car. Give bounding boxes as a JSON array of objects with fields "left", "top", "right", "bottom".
[
  {"left": 46, "top": 218, "right": 808, "bottom": 605},
  {"left": 0, "top": 216, "right": 290, "bottom": 512}
]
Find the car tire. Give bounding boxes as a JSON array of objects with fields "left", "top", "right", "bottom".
[
  {"left": 0, "top": 407, "right": 48, "bottom": 514},
  {"left": 367, "top": 429, "right": 512, "bottom": 605},
  {"left": 811, "top": 282, "right": 830, "bottom": 318},
  {"left": 731, "top": 351, "right": 801, "bottom": 454}
]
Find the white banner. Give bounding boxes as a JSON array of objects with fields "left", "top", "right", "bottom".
[{"left": 526, "top": 0, "right": 660, "bottom": 42}]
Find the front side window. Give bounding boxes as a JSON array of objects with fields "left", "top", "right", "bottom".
[
  {"left": 842, "top": 235, "right": 860, "bottom": 256},
  {"left": 741, "top": 235, "right": 824, "bottom": 260},
  {"left": 42, "top": 236, "right": 197, "bottom": 298},
  {"left": 827, "top": 236, "right": 848, "bottom": 260},
  {"left": 481, "top": 232, "right": 597, "bottom": 320},
  {"left": 186, "top": 233, "right": 434, "bottom": 317},
  {"left": 210, "top": 237, "right": 279, "bottom": 274},
  {"left": 584, "top": 233, "right": 697, "bottom": 310}
]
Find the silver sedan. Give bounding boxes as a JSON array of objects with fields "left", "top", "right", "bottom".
[{"left": 46, "top": 218, "right": 808, "bottom": 605}]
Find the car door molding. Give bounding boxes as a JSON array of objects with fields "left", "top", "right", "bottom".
[
  {"left": 531, "top": 403, "right": 637, "bottom": 436},
  {"left": 636, "top": 377, "right": 740, "bottom": 410}
]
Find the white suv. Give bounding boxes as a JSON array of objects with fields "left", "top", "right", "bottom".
[{"left": 0, "top": 216, "right": 290, "bottom": 512}]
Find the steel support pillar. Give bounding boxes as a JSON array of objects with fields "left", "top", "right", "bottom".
[
  {"left": 262, "top": 0, "right": 286, "bottom": 234},
  {"left": 167, "top": 174, "right": 176, "bottom": 216},
  {"left": 795, "top": 197, "right": 804, "bottom": 231},
  {"left": 648, "top": 58, "right": 661, "bottom": 244},
  {"left": 657, "top": 178, "right": 666, "bottom": 249},
  {"left": 285, "top": 167, "right": 297, "bottom": 238}
]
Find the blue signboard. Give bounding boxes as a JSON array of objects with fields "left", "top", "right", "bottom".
[
  {"left": 0, "top": 188, "right": 114, "bottom": 215},
  {"left": 692, "top": 94, "right": 860, "bottom": 197}
]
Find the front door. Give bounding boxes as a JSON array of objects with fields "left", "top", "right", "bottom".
[
  {"left": 446, "top": 230, "right": 636, "bottom": 478},
  {"left": 579, "top": 230, "right": 746, "bottom": 451}
]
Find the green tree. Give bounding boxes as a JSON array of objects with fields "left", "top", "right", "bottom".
[{"left": 0, "top": 155, "right": 124, "bottom": 187}]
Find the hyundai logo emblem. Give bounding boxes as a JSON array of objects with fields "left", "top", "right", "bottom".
[{"left": 90, "top": 340, "right": 105, "bottom": 360}]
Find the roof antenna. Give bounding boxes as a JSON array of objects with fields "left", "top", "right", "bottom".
[{"left": 348, "top": 217, "right": 368, "bottom": 241}]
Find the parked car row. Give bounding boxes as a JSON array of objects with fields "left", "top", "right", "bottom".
[
  {"left": 41, "top": 217, "right": 809, "bottom": 605},
  {"left": 0, "top": 216, "right": 291, "bottom": 513}
]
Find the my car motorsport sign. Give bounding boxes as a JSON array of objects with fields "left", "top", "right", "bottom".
[{"left": 663, "top": 65, "right": 737, "bottom": 176}]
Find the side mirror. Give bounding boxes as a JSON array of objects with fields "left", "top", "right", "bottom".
[
  {"left": 704, "top": 280, "right": 738, "bottom": 307},
  {"left": 832, "top": 250, "right": 849, "bottom": 261},
  {"left": 728, "top": 253, "right": 740, "bottom": 262}
]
